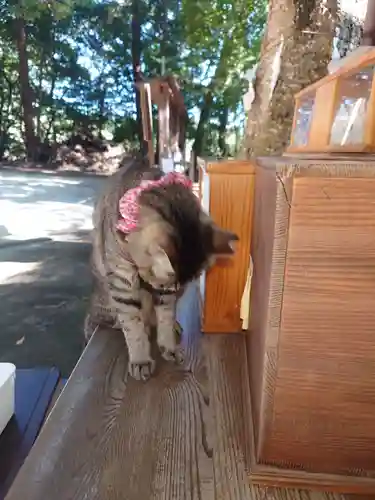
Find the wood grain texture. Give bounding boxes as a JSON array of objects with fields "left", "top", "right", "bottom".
[
  {"left": 202, "top": 159, "right": 255, "bottom": 333},
  {"left": 205, "top": 334, "right": 346, "bottom": 500},
  {"left": 259, "top": 155, "right": 375, "bottom": 179},
  {"left": 247, "top": 164, "right": 294, "bottom": 460},
  {"left": 272, "top": 176, "right": 375, "bottom": 473},
  {"left": 206, "top": 159, "right": 257, "bottom": 175},
  {"left": 197, "top": 157, "right": 256, "bottom": 175},
  {"left": 247, "top": 164, "right": 277, "bottom": 452},
  {"left": 6, "top": 284, "right": 213, "bottom": 500},
  {"left": 248, "top": 158, "right": 375, "bottom": 494},
  {"left": 5, "top": 284, "right": 346, "bottom": 500}
]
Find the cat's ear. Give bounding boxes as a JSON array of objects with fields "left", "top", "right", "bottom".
[{"left": 212, "top": 225, "right": 239, "bottom": 255}]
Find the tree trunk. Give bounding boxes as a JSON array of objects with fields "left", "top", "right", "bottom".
[
  {"left": 35, "top": 47, "right": 47, "bottom": 141},
  {"left": 98, "top": 90, "right": 106, "bottom": 137},
  {"left": 14, "top": 17, "right": 38, "bottom": 160},
  {"left": 131, "top": 0, "right": 144, "bottom": 154},
  {"left": 97, "top": 74, "right": 106, "bottom": 138},
  {"left": 245, "top": 0, "right": 338, "bottom": 158},
  {"left": 218, "top": 97, "right": 229, "bottom": 157},
  {"left": 192, "top": 90, "right": 213, "bottom": 160},
  {"left": 0, "top": 66, "right": 13, "bottom": 159},
  {"left": 362, "top": 0, "right": 375, "bottom": 45}
]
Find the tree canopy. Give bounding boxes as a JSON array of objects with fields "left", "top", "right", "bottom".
[{"left": 0, "top": 0, "right": 267, "bottom": 163}]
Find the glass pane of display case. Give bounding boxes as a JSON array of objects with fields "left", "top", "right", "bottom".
[
  {"left": 291, "top": 92, "right": 316, "bottom": 147},
  {"left": 330, "top": 65, "right": 374, "bottom": 146}
]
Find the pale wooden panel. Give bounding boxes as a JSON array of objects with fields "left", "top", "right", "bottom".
[{"left": 265, "top": 177, "right": 375, "bottom": 476}]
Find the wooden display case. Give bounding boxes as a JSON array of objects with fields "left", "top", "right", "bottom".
[
  {"left": 287, "top": 48, "right": 375, "bottom": 154},
  {"left": 247, "top": 156, "right": 375, "bottom": 494},
  {"left": 198, "top": 159, "right": 254, "bottom": 333}
]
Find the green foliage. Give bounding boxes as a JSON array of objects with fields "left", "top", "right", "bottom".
[{"left": 0, "top": 0, "right": 267, "bottom": 160}]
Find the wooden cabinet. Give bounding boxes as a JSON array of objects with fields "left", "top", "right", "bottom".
[
  {"left": 287, "top": 47, "right": 375, "bottom": 154},
  {"left": 247, "top": 156, "right": 375, "bottom": 494},
  {"left": 198, "top": 159, "right": 255, "bottom": 333}
]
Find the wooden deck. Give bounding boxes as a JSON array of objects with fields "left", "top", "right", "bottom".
[{"left": 5, "top": 284, "right": 352, "bottom": 500}]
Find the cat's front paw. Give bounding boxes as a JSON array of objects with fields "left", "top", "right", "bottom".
[
  {"left": 128, "top": 359, "right": 156, "bottom": 381},
  {"left": 157, "top": 322, "right": 184, "bottom": 365},
  {"left": 159, "top": 343, "right": 185, "bottom": 365}
]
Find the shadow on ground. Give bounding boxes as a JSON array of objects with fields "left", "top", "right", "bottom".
[{"left": 0, "top": 234, "right": 93, "bottom": 377}]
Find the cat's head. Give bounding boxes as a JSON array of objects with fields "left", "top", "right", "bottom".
[{"left": 126, "top": 184, "right": 238, "bottom": 289}]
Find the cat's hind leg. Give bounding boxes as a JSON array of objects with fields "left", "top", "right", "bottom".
[{"left": 84, "top": 284, "right": 115, "bottom": 344}]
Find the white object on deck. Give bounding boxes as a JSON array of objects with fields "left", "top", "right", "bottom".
[
  {"left": 240, "top": 256, "right": 253, "bottom": 330},
  {"left": 0, "top": 363, "right": 16, "bottom": 436},
  {"left": 160, "top": 157, "right": 174, "bottom": 174}
]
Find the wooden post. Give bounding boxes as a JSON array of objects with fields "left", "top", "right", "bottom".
[
  {"left": 158, "top": 85, "right": 169, "bottom": 156},
  {"left": 137, "top": 74, "right": 187, "bottom": 172},
  {"left": 158, "top": 83, "right": 174, "bottom": 172},
  {"left": 169, "top": 104, "right": 180, "bottom": 154},
  {"left": 139, "top": 83, "right": 154, "bottom": 166}
]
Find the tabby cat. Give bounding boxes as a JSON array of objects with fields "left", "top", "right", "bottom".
[{"left": 84, "top": 157, "right": 238, "bottom": 381}]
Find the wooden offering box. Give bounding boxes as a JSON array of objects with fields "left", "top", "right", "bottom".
[
  {"left": 287, "top": 48, "right": 375, "bottom": 154},
  {"left": 198, "top": 159, "right": 254, "bottom": 333},
  {"left": 247, "top": 156, "right": 375, "bottom": 494}
]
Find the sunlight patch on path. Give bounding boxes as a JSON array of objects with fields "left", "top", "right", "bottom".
[
  {"left": 0, "top": 261, "right": 42, "bottom": 282},
  {"left": 0, "top": 199, "right": 93, "bottom": 240},
  {"left": 0, "top": 172, "right": 102, "bottom": 242}
]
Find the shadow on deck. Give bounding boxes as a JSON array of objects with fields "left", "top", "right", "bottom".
[{"left": 5, "top": 285, "right": 348, "bottom": 500}]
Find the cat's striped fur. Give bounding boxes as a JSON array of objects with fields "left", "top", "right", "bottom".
[{"left": 84, "top": 157, "right": 238, "bottom": 381}]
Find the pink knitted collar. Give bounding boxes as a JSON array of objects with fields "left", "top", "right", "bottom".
[{"left": 117, "top": 172, "right": 192, "bottom": 234}]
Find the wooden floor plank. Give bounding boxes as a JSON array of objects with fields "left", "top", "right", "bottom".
[
  {"left": 5, "top": 285, "right": 353, "bottom": 499},
  {"left": 204, "top": 334, "right": 348, "bottom": 500}
]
